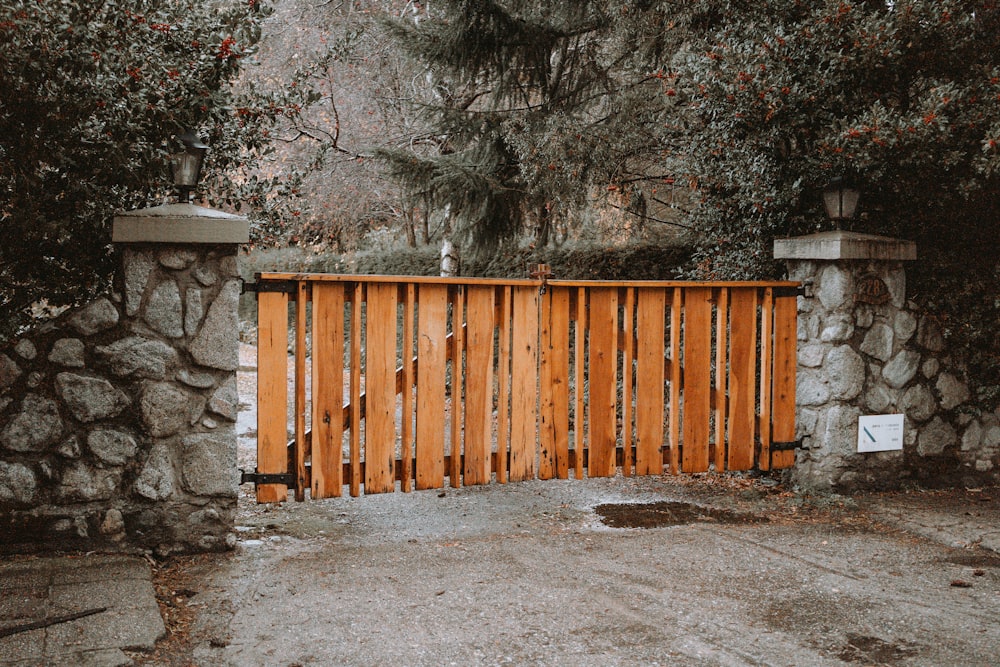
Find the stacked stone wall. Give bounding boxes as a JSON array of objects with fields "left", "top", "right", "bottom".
[
  {"left": 0, "top": 244, "right": 241, "bottom": 556},
  {"left": 788, "top": 258, "right": 1000, "bottom": 492}
]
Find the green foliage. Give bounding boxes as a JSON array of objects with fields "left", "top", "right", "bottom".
[{"left": 0, "top": 0, "right": 311, "bottom": 341}]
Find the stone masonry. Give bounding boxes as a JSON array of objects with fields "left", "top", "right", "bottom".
[
  {"left": 776, "top": 231, "right": 1000, "bottom": 492},
  {"left": 0, "top": 204, "right": 248, "bottom": 555}
]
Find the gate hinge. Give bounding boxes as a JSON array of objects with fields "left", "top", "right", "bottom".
[
  {"left": 240, "top": 278, "right": 298, "bottom": 296},
  {"left": 773, "top": 285, "right": 807, "bottom": 299},
  {"left": 770, "top": 440, "right": 804, "bottom": 452},
  {"left": 240, "top": 469, "right": 296, "bottom": 486}
]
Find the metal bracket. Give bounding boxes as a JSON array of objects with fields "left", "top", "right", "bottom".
[
  {"left": 773, "top": 285, "right": 807, "bottom": 299},
  {"left": 770, "top": 440, "right": 804, "bottom": 452},
  {"left": 240, "top": 469, "right": 296, "bottom": 486},
  {"left": 240, "top": 279, "right": 298, "bottom": 296}
]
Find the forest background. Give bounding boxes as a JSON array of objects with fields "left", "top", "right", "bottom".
[{"left": 1, "top": 0, "right": 999, "bottom": 406}]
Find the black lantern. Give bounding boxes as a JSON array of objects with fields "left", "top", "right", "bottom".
[
  {"left": 171, "top": 130, "right": 209, "bottom": 203},
  {"left": 822, "top": 177, "right": 860, "bottom": 228}
]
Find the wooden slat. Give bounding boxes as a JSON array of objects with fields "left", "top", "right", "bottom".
[
  {"left": 770, "top": 293, "right": 798, "bottom": 469},
  {"left": 365, "top": 283, "right": 397, "bottom": 494},
  {"left": 726, "top": 289, "right": 757, "bottom": 471},
  {"left": 310, "top": 283, "right": 344, "bottom": 498},
  {"left": 449, "top": 286, "right": 464, "bottom": 488},
  {"left": 713, "top": 288, "right": 729, "bottom": 472},
  {"left": 293, "top": 282, "right": 308, "bottom": 502},
  {"left": 349, "top": 283, "right": 363, "bottom": 497},
  {"left": 758, "top": 287, "right": 775, "bottom": 472},
  {"left": 538, "top": 288, "right": 555, "bottom": 480},
  {"left": 495, "top": 286, "right": 511, "bottom": 484},
  {"left": 509, "top": 286, "right": 538, "bottom": 482},
  {"left": 587, "top": 287, "right": 618, "bottom": 478},
  {"left": 464, "top": 285, "right": 494, "bottom": 485},
  {"left": 400, "top": 284, "right": 416, "bottom": 491},
  {"left": 635, "top": 288, "right": 666, "bottom": 475},
  {"left": 668, "top": 288, "right": 681, "bottom": 475},
  {"left": 682, "top": 287, "right": 713, "bottom": 473},
  {"left": 621, "top": 288, "right": 635, "bottom": 476},
  {"left": 573, "top": 288, "right": 586, "bottom": 479},
  {"left": 256, "top": 290, "right": 289, "bottom": 503},
  {"left": 416, "top": 284, "right": 448, "bottom": 490},
  {"left": 549, "top": 288, "right": 571, "bottom": 479}
]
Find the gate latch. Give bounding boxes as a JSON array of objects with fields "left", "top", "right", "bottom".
[
  {"left": 240, "top": 469, "right": 296, "bottom": 486},
  {"left": 770, "top": 440, "right": 804, "bottom": 452},
  {"left": 240, "top": 278, "right": 298, "bottom": 296}
]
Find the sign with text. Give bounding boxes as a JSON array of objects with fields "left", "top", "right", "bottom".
[{"left": 857, "top": 414, "right": 904, "bottom": 453}]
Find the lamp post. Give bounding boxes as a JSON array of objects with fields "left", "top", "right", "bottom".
[
  {"left": 822, "top": 177, "right": 860, "bottom": 229},
  {"left": 171, "top": 130, "right": 209, "bottom": 203}
]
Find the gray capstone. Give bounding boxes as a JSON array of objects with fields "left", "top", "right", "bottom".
[
  {"left": 935, "top": 372, "right": 970, "bottom": 411},
  {"left": 881, "top": 350, "right": 921, "bottom": 389},
  {"left": 0, "top": 394, "right": 63, "bottom": 452},
  {"left": 0, "top": 353, "right": 22, "bottom": 391},
  {"left": 189, "top": 280, "right": 241, "bottom": 371},
  {"left": 893, "top": 310, "right": 918, "bottom": 344},
  {"left": 798, "top": 343, "right": 827, "bottom": 368},
  {"left": 176, "top": 369, "right": 216, "bottom": 389},
  {"left": 144, "top": 280, "right": 184, "bottom": 338},
  {"left": 900, "top": 384, "right": 937, "bottom": 423},
  {"left": 124, "top": 249, "right": 155, "bottom": 316},
  {"left": 139, "top": 381, "right": 194, "bottom": 438},
  {"left": 185, "top": 287, "right": 204, "bottom": 337},
  {"left": 158, "top": 248, "right": 198, "bottom": 270},
  {"left": 916, "top": 316, "right": 945, "bottom": 353},
  {"left": 67, "top": 297, "right": 120, "bottom": 336},
  {"left": 134, "top": 444, "right": 176, "bottom": 501},
  {"left": 95, "top": 336, "right": 178, "bottom": 379},
  {"left": 859, "top": 323, "right": 894, "bottom": 362},
  {"left": 208, "top": 377, "right": 239, "bottom": 421},
  {"left": 917, "top": 417, "right": 957, "bottom": 456},
  {"left": 55, "top": 372, "right": 130, "bottom": 422},
  {"left": 87, "top": 429, "right": 138, "bottom": 466},
  {"left": 48, "top": 338, "right": 86, "bottom": 367},
  {"left": 13, "top": 339, "right": 37, "bottom": 360},
  {"left": 826, "top": 345, "right": 865, "bottom": 401},
  {"left": 58, "top": 462, "right": 120, "bottom": 502},
  {"left": 816, "top": 264, "right": 854, "bottom": 311},
  {"left": 181, "top": 432, "right": 238, "bottom": 497},
  {"left": 0, "top": 461, "right": 37, "bottom": 505}
]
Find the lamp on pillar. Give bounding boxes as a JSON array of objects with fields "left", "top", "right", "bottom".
[
  {"left": 171, "top": 130, "right": 209, "bottom": 203},
  {"left": 822, "top": 177, "right": 860, "bottom": 229}
]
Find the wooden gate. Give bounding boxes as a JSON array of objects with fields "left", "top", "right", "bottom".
[{"left": 250, "top": 273, "right": 799, "bottom": 502}]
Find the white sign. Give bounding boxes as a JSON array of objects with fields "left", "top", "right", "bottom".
[{"left": 857, "top": 414, "right": 904, "bottom": 453}]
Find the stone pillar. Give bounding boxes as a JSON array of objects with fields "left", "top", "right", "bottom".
[
  {"left": 0, "top": 203, "right": 248, "bottom": 556},
  {"left": 774, "top": 231, "right": 969, "bottom": 492}
]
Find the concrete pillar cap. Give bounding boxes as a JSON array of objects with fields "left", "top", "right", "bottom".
[
  {"left": 113, "top": 203, "right": 249, "bottom": 244},
  {"left": 774, "top": 230, "right": 916, "bottom": 261}
]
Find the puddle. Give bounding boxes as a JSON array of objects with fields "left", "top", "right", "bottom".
[{"left": 594, "top": 501, "right": 765, "bottom": 528}]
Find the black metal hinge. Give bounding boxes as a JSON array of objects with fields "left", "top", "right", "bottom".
[
  {"left": 770, "top": 440, "right": 804, "bottom": 452},
  {"left": 240, "top": 469, "right": 296, "bottom": 486},
  {"left": 241, "top": 279, "right": 298, "bottom": 296},
  {"left": 772, "top": 285, "right": 807, "bottom": 299}
]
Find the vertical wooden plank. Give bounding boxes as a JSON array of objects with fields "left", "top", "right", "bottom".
[
  {"left": 349, "top": 283, "right": 363, "bottom": 497},
  {"left": 311, "top": 283, "right": 344, "bottom": 499},
  {"left": 713, "top": 288, "right": 729, "bottom": 472},
  {"left": 293, "top": 282, "right": 308, "bottom": 502},
  {"left": 588, "top": 287, "right": 618, "bottom": 478},
  {"left": 449, "top": 286, "right": 464, "bottom": 488},
  {"left": 770, "top": 292, "right": 798, "bottom": 469},
  {"left": 400, "top": 283, "right": 416, "bottom": 491},
  {"left": 682, "top": 286, "right": 713, "bottom": 473},
  {"left": 416, "top": 284, "right": 448, "bottom": 490},
  {"left": 728, "top": 288, "right": 758, "bottom": 471},
  {"left": 495, "top": 286, "right": 512, "bottom": 484},
  {"left": 758, "top": 287, "right": 774, "bottom": 472},
  {"left": 365, "top": 283, "right": 397, "bottom": 494},
  {"left": 635, "top": 288, "right": 666, "bottom": 476},
  {"left": 464, "top": 285, "right": 494, "bottom": 485},
  {"left": 549, "top": 288, "right": 571, "bottom": 480},
  {"left": 509, "top": 286, "right": 539, "bottom": 482},
  {"left": 621, "top": 288, "right": 635, "bottom": 476},
  {"left": 668, "top": 288, "right": 681, "bottom": 475},
  {"left": 574, "top": 288, "right": 586, "bottom": 479},
  {"left": 538, "top": 288, "right": 555, "bottom": 480},
  {"left": 257, "top": 290, "right": 288, "bottom": 503}
]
